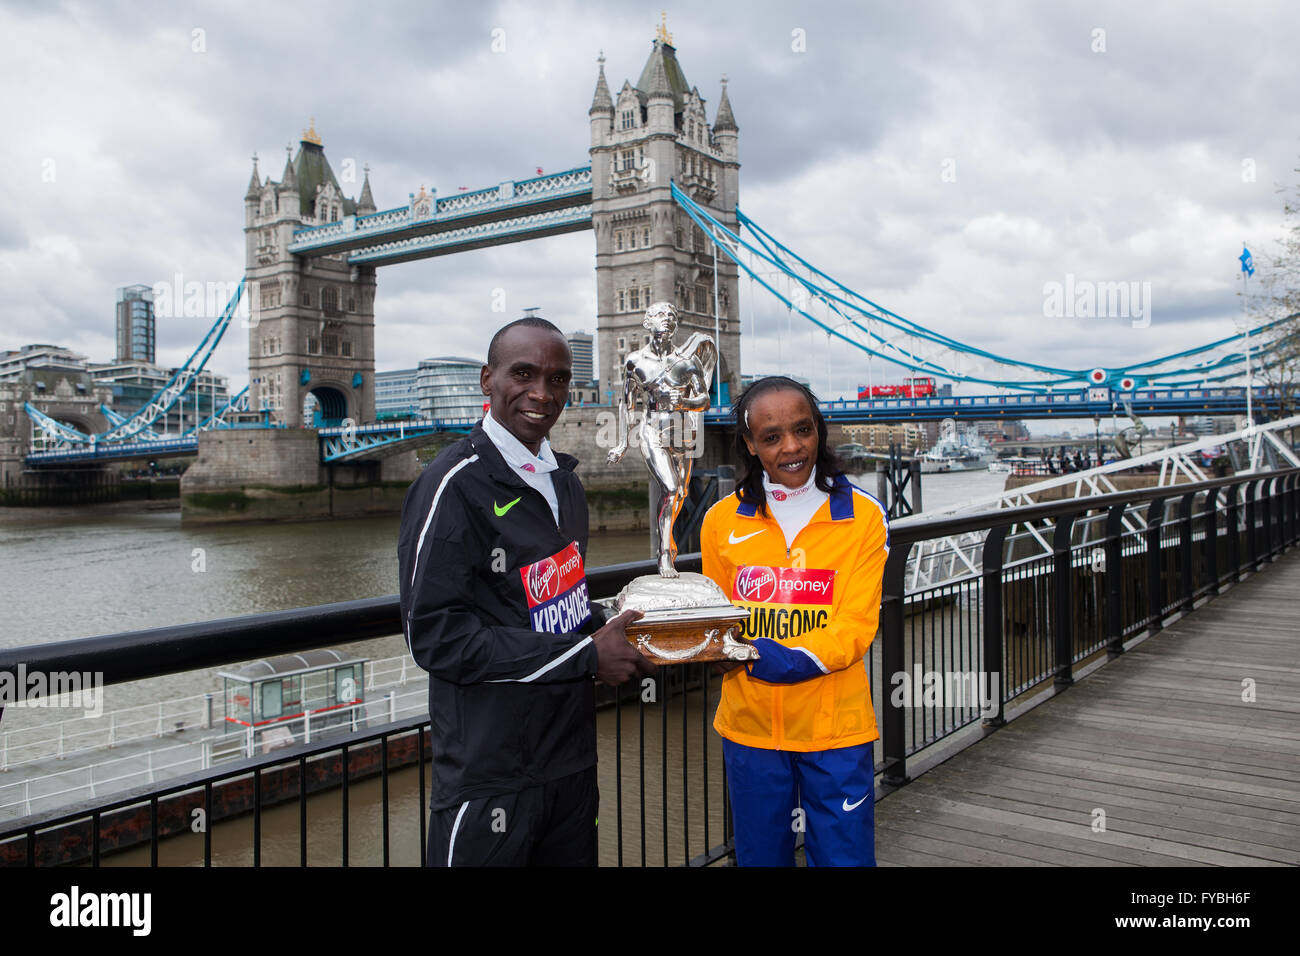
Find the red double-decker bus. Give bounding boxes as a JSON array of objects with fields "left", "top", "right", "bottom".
[{"left": 857, "top": 376, "right": 937, "bottom": 400}]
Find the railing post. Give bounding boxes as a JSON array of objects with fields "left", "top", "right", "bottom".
[
  {"left": 1202, "top": 487, "right": 1221, "bottom": 596},
  {"left": 879, "top": 542, "right": 911, "bottom": 787},
  {"left": 1052, "top": 511, "right": 1080, "bottom": 687},
  {"left": 1289, "top": 473, "right": 1299, "bottom": 547},
  {"left": 1244, "top": 480, "right": 1258, "bottom": 571},
  {"left": 1226, "top": 482, "right": 1240, "bottom": 583},
  {"left": 388, "top": 690, "right": 397, "bottom": 723},
  {"left": 980, "top": 525, "right": 1009, "bottom": 727},
  {"left": 203, "top": 693, "right": 213, "bottom": 730},
  {"left": 304, "top": 710, "right": 311, "bottom": 745},
  {"left": 1291, "top": 472, "right": 1300, "bottom": 546},
  {"left": 1145, "top": 497, "right": 1166, "bottom": 635},
  {"left": 1260, "top": 476, "right": 1274, "bottom": 561},
  {"left": 1282, "top": 474, "right": 1294, "bottom": 548},
  {"left": 1270, "top": 476, "right": 1284, "bottom": 557},
  {"left": 1179, "top": 491, "right": 1195, "bottom": 613},
  {"left": 1104, "top": 503, "right": 1126, "bottom": 654}
]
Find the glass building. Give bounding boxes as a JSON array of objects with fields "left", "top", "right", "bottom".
[
  {"left": 417, "top": 356, "right": 484, "bottom": 422},
  {"left": 375, "top": 367, "right": 421, "bottom": 420},
  {"left": 116, "top": 285, "right": 156, "bottom": 364}
]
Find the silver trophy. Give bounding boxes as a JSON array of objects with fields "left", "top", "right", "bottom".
[{"left": 606, "top": 302, "right": 756, "bottom": 664}]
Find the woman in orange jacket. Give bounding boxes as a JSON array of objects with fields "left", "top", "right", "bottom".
[{"left": 701, "top": 376, "right": 889, "bottom": 866}]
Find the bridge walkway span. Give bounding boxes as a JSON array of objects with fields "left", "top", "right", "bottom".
[{"left": 874, "top": 549, "right": 1300, "bottom": 866}]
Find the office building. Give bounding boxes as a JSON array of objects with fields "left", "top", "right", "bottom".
[{"left": 116, "top": 285, "right": 156, "bottom": 364}]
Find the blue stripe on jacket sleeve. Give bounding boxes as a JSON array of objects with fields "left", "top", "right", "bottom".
[{"left": 745, "top": 638, "right": 828, "bottom": 684}]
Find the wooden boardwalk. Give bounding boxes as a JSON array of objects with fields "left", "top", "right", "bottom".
[{"left": 875, "top": 549, "right": 1300, "bottom": 866}]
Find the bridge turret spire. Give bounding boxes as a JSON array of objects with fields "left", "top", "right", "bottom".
[
  {"left": 589, "top": 52, "right": 614, "bottom": 116},
  {"left": 642, "top": 39, "right": 676, "bottom": 132},
  {"left": 357, "top": 164, "right": 376, "bottom": 215},
  {"left": 643, "top": 44, "right": 673, "bottom": 100},
  {"left": 278, "top": 145, "right": 298, "bottom": 194},
  {"left": 714, "top": 76, "right": 737, "bottom": 133},
  {"left": 245, "top": 152, "right": 261, "bottom": 200}
]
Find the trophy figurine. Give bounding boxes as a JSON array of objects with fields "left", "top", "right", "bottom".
[{"left": 605, "top": 302, "right": 757, "bottom": 664}]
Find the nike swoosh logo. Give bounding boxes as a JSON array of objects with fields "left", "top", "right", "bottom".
[
  {"left": 728, "top": 529, "right": 765, "bottom": 544},
  {"left": 494, "top": 497, "right": 521, "bottom": 517},
  {"left": 843, "top": 794, "right": 869, "bottom": 812}
]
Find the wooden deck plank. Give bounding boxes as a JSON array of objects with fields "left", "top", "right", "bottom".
[
  {"left": 876, "top": 548, "right": 1300, "bottom": 866},
  {"left": 963, "top": 749, "right": 1300, "bottom": 818},
  {"left": 919, "top": 761, "right": 1300, "bottom": 841},
  {"left": 902, "top": 779, "right": 1299, "bottom": 862}
]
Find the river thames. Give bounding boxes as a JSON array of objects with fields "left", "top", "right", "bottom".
[{"left": 0, "top": 467, "right": 1009, "bottom": 864}]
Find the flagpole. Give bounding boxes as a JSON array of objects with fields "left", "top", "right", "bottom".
[
  {"left": 1244, "top": 269, "right": 1252, "bottom": 427},
  {"left": 1240, "top": 244, "right": 1253, "bottom": 429}
]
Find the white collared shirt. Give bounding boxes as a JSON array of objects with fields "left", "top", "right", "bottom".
[
  {"left": 481, "top": 410, "right": 561, "bottom": 525},
  {"left": 763, "top": 467, "right": 829, "bottom": 551}
]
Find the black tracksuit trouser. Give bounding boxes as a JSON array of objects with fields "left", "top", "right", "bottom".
[{"left": 426, "top": 766, "right": 598, "bottom": 867}]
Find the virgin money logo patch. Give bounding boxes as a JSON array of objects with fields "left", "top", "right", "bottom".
[
  {"left": 527, "top": 557, "right": 560, "bottom": 603},
  {"left": 733, "top": 566, "right": 835, "bottom": 606},
  {"left": 520, "top": 542, "right": 590, "bottom": 633},
  {"left": 732, "top": 566, "right": 837, "bottom": 641},
  {"left": 735, "top": 565, "right": 777, "bottom": 603}
]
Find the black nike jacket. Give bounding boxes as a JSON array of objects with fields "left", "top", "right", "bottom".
[{"left": 397, "top": 422, "right": 607, "bottom": 811}]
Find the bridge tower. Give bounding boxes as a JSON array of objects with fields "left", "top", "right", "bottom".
[
  {"left": 243, "top": 125, "right": 378, "bottom": 427},
  {"left": 589, "top": 27, "right": 742, "bottom": 403}
]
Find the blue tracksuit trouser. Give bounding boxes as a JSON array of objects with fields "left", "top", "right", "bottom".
[{"left": 723, "top": 738, "right": 876, "bottom": 867}]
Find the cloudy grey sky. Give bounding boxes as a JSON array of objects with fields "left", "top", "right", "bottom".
[{"left": 2, "top": 0, "right": 1298, "bottom": 413}]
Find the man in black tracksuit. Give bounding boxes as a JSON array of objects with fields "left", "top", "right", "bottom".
[{"left": 398, "top": 318, "right": 652, "bottom": 866}]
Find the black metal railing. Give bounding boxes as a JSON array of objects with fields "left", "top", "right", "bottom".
[
  {"left": 876, "top": 468, "right": 1300, "bottom": 785},
  {"left": 1, "top": 468, "right": 1296, "bottom": 865}
]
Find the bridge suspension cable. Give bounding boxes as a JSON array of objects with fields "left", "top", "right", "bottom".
[{"left": 670, "top": 183, "right": 1297, "bottom": 393}]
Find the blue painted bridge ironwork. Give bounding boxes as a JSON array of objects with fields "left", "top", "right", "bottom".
[
  {"left": 22, "top": 385, "right": 1284, "bottom": 467},
  {"left": 286, "top": 167, "right": 594, "bottom": 265}
]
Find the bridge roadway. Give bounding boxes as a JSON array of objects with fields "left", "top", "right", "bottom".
[
  {"left": 23, "top": 385, "right": 1276, "bottom": 467},
  {"left": 873, "top": 549, "right": 1300, "bottom": 866}
]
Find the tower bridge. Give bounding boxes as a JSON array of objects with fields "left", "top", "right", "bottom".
[{"left": 243, "top": 35, "right": 741, "bottom": 435}]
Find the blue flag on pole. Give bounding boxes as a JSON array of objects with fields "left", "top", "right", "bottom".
[{"left": 1240, "top": 246, "right": 1255, "bottom": 277}]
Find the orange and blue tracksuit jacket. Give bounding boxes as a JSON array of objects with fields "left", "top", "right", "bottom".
[{"left": 701, "top": 473, "right": 889, "bottom": 752}]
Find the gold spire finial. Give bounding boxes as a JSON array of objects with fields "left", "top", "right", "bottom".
[
  {"left": 302, "top": 117, "right": 322, "bottom": 146},
  {"left": 656, "top": 11, "right": 672, "bottom": 45}
]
